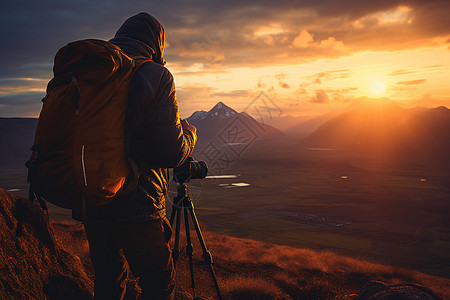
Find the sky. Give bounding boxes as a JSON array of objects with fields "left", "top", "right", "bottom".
[{"left": 1, "top": 0, "right": 449, "bottom": 118}]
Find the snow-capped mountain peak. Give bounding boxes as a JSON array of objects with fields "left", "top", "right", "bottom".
[
  {"left": 208, "top": 101, "right": 238, "bottom": 119},
  {"left": 189, "top": 110, "right": 208, "bottom": 121}
]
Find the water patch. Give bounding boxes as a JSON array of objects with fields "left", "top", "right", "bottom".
[
  {"left": 206, "top": 175, "right": 239, "bottom": 179},
  {"left": 307, "top": 148, "right": 336, "bottom": 151},
  {"left": 220, "top": 182, "right": 251, "bottom": 188},
  {"left": 232, "top": 183, "right": 250, "bottom": 187},
  {"left": 7, "top": 189, "right": 21, "bottom": 192}
]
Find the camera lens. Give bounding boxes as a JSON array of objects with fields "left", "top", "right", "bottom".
[
  {"left": 173, "top": 157, "right": 208, "bottom": 183},
  {"left": 190, "top": 160, "right": 208, "bottom": 179}
]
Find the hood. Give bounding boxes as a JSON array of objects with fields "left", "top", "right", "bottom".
[{"left": 110, "top": 12, "right": 165, "bottom": 65}]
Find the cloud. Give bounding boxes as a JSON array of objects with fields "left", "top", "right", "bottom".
[
  {"left": 421, "top": 64, "right": 443, "bottom": 70},
  {"left": 275, "top": 74, "right": 290, "bottom": 89},
  {"left": 0, "top": 92, "right": 44, "bottom": 117},
  {"left": 1, "top": 0, "right": 450, "bottom": 115},
  {"left": 292, "top": 30, "right": 315, "bottom": 48},
  {"left": 396, "top": 79, "right": 427, "bottom": 85},
  {"left": 3, "top": 0, "right": 448, "bottom": 73},
  {"left": 329, "top": 88, "right": 358, "bottom": 103},
  {"left": 172, "top": 66, "right": 228, "bottom": 77},
  {"left": 388, "top": 65, "right": 443, "bottom": 76},
  {"left": 0, "top": 78, "right": 47, "bottom": 95},
  {"left": 388, "top": 69, "right": 415, "bottom": 76},
  {"left": 310, "top": 69, "right": 351, "bottom": 85},
  {"left": 318, "top": 37, "right": 346, "bottom": 52},
  {"left": 309, "top": 90, "right": 329, "bottom": 103},
  {"left": 213, "top": 90, "right": 249, "bottom": 97},
  {"left": 175, "top": 83, "right": 218, "bottom": 117}
]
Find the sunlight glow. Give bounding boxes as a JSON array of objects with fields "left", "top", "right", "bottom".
[
  {"left": 172, "top": 47, "right": 450, "bottom": 118},
  {"left": 370, "top": 81, "right": 386, "bottom": 95}
]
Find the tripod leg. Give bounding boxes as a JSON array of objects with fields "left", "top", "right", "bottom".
[
  {"left": 169, "top": 202, "right": 176, "bottom": 224},
  {"left": 187, "top": 202, "right": 223, "bottom": 300},
  {"left": 184, "top": 206, "right": 196, "bottom": 299},
  {"left": 172, "top": 206, "right": 181, "bottom": 265}
]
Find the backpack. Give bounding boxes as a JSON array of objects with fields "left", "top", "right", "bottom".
[{"left": 27, "top": 39, "right": 150, "bottom": 218}]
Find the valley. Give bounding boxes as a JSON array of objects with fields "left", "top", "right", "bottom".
[
  {"left": 182, "top": 142, "right": 450, "bottom": 278},
  {"left": 1, "top": 101, "right": 450, "bottom": 280}
]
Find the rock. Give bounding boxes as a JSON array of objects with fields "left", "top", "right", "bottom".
[
  {"left": 357, "top": 281, "right": 442, "bottom": 300},
  {"left": 0, "top": 188, "right": 93, "bottom": 299}
]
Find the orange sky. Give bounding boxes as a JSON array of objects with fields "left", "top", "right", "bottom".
[
  {"left": 168, "top": 3, "right": 450, "bottom": 118},
  {"left": 172, "top": 46, "right": 450, "bottom": 118},
  {"left": 1, "top": 1, "right": 449, "bottom": 118}
]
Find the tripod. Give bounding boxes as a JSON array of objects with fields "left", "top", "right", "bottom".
[{"left": 169, "top": 182, "right": 222, "bottom": 300}]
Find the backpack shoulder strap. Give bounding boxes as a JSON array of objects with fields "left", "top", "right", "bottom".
[{"left": 132, "top": 57, "right": 154, "bottom": 72}]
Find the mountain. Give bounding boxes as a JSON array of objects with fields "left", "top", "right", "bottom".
[
  {"left": 0, "top": 102, "right": 282, "bottom": 169},
  {"left": 284, "top": 112, "right": 339, "bottom": 138},
  {"left": 261, "top": 114, "right": 311, "bottom": 131},
  {"left": 187, "top": 101, "right": 283, "bottom": 141},
  {"left": 409, "top": 106, "right": 450, "bottom": 163},
  {"left": 0, "top": 118, "right": 37, "bottom": 169},
  {"left": 188, "top": 101, "right": 238, "bottom": 123},
  {"left": 304, "top": 101, "right": 450, "bottom": 164}
]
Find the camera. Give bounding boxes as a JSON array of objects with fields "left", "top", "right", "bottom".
[{"left": 173, "top": 157, "right": 208, "bottom": 183}]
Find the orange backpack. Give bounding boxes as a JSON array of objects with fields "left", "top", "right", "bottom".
[{"left": 27, "top": 39, "right": 150, "bottom": 217}]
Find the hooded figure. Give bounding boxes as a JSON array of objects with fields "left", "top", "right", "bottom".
[{"left": 84, "top": 12, "right": 197, "bottom": 300}]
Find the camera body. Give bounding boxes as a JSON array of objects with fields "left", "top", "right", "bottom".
[{"left": 173, "top": 157, "right": 208, "bottom": 183}]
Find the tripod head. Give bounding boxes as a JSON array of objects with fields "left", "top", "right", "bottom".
[
  {"left": 173, "top": 181, "right": 190, "bottom": 209},
  {"left": 173, "top": 157, "right": 208, "bottom": 184}
]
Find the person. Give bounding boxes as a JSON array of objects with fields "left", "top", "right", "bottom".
[{"left": 83, "top": 12, "right": 197, "bottom": 300}]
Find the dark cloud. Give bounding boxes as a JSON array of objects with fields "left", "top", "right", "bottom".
[
  {"left": 396, "top": 79, "right": 427, "bottom": 85},
  {"left": 0, "top": 78, "right": 47, "bottom": 95},
  {"left": 0, "top": 92, "right": 44, "bottom": 117},
  {"left": 1, "top": 0, "right": 449, "bottom": 115},
  {"left": 2, "top": 0, "right": 449, "bottom": 73}
]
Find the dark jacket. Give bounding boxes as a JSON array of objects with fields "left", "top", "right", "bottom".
[{"left": 94, "top": 13, "right": 196, "bottom": 222}]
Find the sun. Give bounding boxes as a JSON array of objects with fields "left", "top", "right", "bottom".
[{"left": 370, "top": 81, "right": 386, "bottom": 95}]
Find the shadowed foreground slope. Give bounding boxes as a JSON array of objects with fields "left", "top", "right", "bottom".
[
  {"left": 1, "top": 188, "right": 448, "bottom": 299},
  {"left": 0, "top": 188, "right": 93, "bottom": 299}
]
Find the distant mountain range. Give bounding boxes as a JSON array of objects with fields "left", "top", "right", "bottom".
[
  {"left": 1, "top": 101, "right": 449, "bottom": 168},
  {"left": 305, "top": 100, "right": 450, "bottom": 165},
  {"left": 186, "top": 101, "right": 283, "bottom": 140},
  {"left": 187, "top": 103, "right": 335, "bottom": 139},
  {"left": 0, "top": 118, "right": 37, "bottom": 169}
]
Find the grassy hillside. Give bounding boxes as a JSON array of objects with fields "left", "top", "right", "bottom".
[{"left": 52, "top": 219, "right": 450, "bottom": 299}]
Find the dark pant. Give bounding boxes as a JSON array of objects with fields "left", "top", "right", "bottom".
[{"left": 84, "top": 218, "right": 175, "bottom": 300}]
